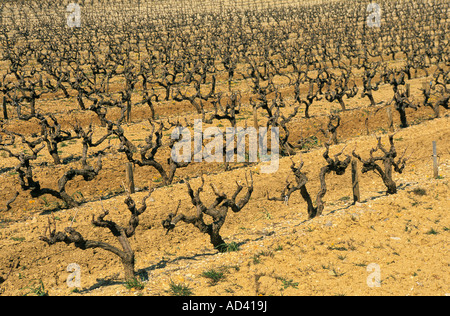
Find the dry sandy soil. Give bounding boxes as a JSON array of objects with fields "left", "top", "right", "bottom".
[{"left": 0, "top": 112, "right": 448, "bottom": 296}]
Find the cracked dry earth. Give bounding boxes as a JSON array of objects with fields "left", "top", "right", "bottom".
[{"left": 0, "top": 115, "right": 448, "bottom": 296}]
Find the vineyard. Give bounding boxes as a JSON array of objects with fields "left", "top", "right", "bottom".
[{"left": 0, "top": 0, "right": 449, "bottom": 296}]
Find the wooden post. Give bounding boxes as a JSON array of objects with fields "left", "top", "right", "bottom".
[
  {"left": 386, "top": 107, "right": 394, "bottom": 132},
  {"left": 2, "top": 96, "right": 8, "bottom": 120},
  {"left": 253, "top": 105, "right": 259, "bottom": 132},
  {"left": 126, "top": 100, "right": 132, "bottom": 123},
  {"left": 432, "top": 141, "right": 439, "bottom": 179},
  {"left": 126, "top": 162, "right": 135, "bottom": 194},
  {"left": 365, "top": 117, "right": 370, "bottom": 135},
  {"left": 406, "top": 83, "right": 410, "bottom": 98},
  {"left": 352, "top": 160, "right": 361, "bottom": 204}
]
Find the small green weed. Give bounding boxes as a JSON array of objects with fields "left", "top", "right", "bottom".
[
  {"left": 201, "top": 269, "right": 225, "bottom": 285},
  {"left": 167, "top": 280, "right": 193, "bottom": 296},
  {"left": 22, "top": 279, "right": 48, "bottom": 296},
  {"left": 124, "top": 277, "right": 145, "bottom": 290}
]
